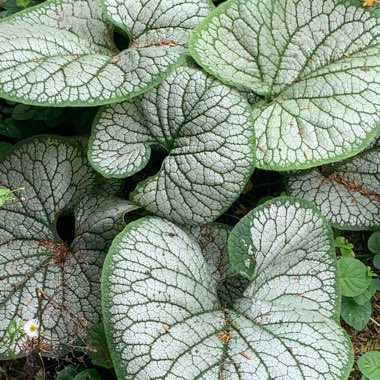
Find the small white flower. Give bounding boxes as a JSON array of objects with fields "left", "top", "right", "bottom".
[{"left": 23, "top": 319, "right": 40, "bottom": 338}]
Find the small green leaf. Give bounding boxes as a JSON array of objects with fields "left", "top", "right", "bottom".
[
  {"left": 73, "top": 369, "right": 102, "bottom": 380},
  {"left": 358, "top": 351, "right": 380, "bottom": 380},
  {"left": 335, "top": 237, "right": 355, "bottom": 258},
  {"left": 368, "top": 231, "right": 380, "bottom": 254},
  {"left": 0, "top": 142, "right": 12, "bottom": 160},
  {"left": 374, "top": 254, "right": 380, "bottom": 269},
  {"left": 87, "top": 322, "right": 113, "bottom": 369},
  {"left": 353, "top": 279, "right": 379, "bottom": 305},
  {"left": 338, "top": 258, "right": 372, "bottom": 297},
  {"left": 0, "top": 188, "right": 11, "bottom": 196},
  {"left": 56, "top": 364, "right": 86, "bottom": 380},
  {"left": 341, "top": 297, "right": 371, "bottom": 331}
]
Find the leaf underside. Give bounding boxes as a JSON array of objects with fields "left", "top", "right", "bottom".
[
  {"left": 190, "top": 0, "right": 380, "bottom": 170},
  {"left": 0, "top": 136, "right": 138, "bottom": 358},
  {"left": 89, "top": 66, "right": 256, "bottom": 225},
  {"left": 288, "top": 133, "right": 380, "bottom": 230},
  {"left": 102, "top": 197, "right": 353, "bottom": 380}
]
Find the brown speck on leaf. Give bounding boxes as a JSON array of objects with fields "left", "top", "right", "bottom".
[
  {"left": 361, "top": 66, "right": 370, "bottom": 72},
  {"left": 239, "top": 352, "right": 251, "bottom": 360},
  {"left": 163, "top": 324, "right": 170, "bottom": 333},
  {"left": 168, "top": 232, "right": 176, "bottom": 237},
  {"left": 7, "top": 239, "right": 13, "bottom": 246}
]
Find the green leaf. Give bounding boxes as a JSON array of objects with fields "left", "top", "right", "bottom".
[
  {"left": 55, "top": 364, "right": 86, "bottom": 380},
  {"left": 353, "top": 279, "right": 380, "bottom": 305},
  {"left": 288, "top": 133, "right": 380, "bottom": 230},
  {"left": 86, "top": 322, "right": 113, "bottom": 369},
  {"left": 341, "top": 297, "right": 371, "bottom": 331},
  {"left": 102, "top": 198, "right": 353, "bottom": 380},
  {"left": 73, "top": 369, "right": 102, "bottom": 380},
  {"left": 0, "top": 188, "right": 11, "bottom": 196},
  {"left": 0, "top": 0, "right": 208, "bottom": 106},
  {"left": 338, "top": 258, "right": 372, "bottom": 297},
  {"left": 334, "top": 237, "right": 355, "bottom": 258},
  {"left": 374, "top": 254, "right": 380, "bottom": 269},
  {"left": 358, "top": 351, "right": 380, "bottom": 380},
  {"left": 89, "top": 66, "right": 256, "bottom": 224},
  {"left": 368, "top": 231, "right": 380, "bottom": 254},
  {"left": 0, "top": 142, "right": 12, "bottom": 160},
  {"left": 102, "top": 0, "right": 214, "bottom": 47},
  {"left": 0, "top": 136, "right": 139, "bottom": 359},
  {"left": 190, "top": 0, "right": 380, "bottom": 170}
]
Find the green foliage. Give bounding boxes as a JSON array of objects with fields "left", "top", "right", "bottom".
[
  {"left": 0, "top": 0, "right": 379, "bottom": 379},
  {"left": 358, "top": 351, "right": 380, "bottom": 380},
  {"left": 338, "top": 258, "right": 372, "bottom": 297},
  {"left": 335, "top": 237, "right": 356, "bottom": 258},
  {"left": 86, "top": 323, "right": 113, "bottom": 369}
]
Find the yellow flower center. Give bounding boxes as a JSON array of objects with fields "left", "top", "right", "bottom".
[{"left": 29, "top": 324, "right": 37, "bottom": 332}]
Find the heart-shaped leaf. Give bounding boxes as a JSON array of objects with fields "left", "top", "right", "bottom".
[
  {"left": 0, "top": 0, "right": 212, "bottom": 106},
  {"left": 89, "top": 66, "right": 256, "bottom": 224},
  {"left": 102, "top": 198, "right": 353, "bottom": 380},
  {"left": 190, "top": 0, "right": 380, "bottom": 170},
  {"left": 0, "top": 136, "right": 139, "bottom": 358},
  {"left": 102, "top": 0, "right": 214, "bottom": 47},
  {"left": 340, "top": 297, "right": 371, "bottom": 331},
  {"left": 287, "top": 133, "right": 380, "bottom": 230},
  {"left": 338, "top": 258, "right": 372, "bottom": 297},
  {"left": 358, "top": 351, "right": 380, "bottom": 380}
]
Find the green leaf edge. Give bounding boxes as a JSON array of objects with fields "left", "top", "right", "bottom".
[
  {"left": 0, "top": 0, "right": 190, "bottom": 107},
  {"left": 102, "top": 207, "right": 354, "bottom": 380},
  {"left": 189, "top": 0, "right": 244, "bottom": 92},
  {"left": 257, "top": 124, "right": 380, "bottom": 172},
  {"left": 101, "top": 217, "right": 149, "bottom": 380},
  {"left": 189, "top": 0, "right": 380, "bottom": 171},
  {"left": 100, "top": 0, "right": 216, "bottom": 41}
]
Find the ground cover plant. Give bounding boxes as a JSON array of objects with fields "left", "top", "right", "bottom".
[{"left": 0, "top": 0, "right": 379, "bottom": 379}]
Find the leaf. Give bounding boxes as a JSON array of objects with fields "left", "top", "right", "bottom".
[
  {"left": 89, "top": 66, "right": 256, "bottom": 224},
  {"left": 341, "top": 297, "right": 372, "bottom": 331},
  {"left": 0, "top": 142, "right": 12, "bottom": 160},
  {"left": 368, "top": 231, "right": 380, "bottom": 254},
  {"left": 185, "top": 223, "right": 248, "bottom": 306},
  {"left": 374, "top": 254, "right": 380, "bottom": 269},
  {"left": 86, "top": 322, "right": 113, "bottom": 368},
  {"left": 0, "top": 136, "right": 139, "bottom": 359},
  {"left": 56, "top": 364, "right": 86, "bottom": 380},
  {"left": 358, "top": 351, "right": 380, "bottom": 380},
  {"left": 338, "top": 258, "right": 372, "bottom": 297},
  {"left": 0, "top": 0, "right": 200, "bottom": 106},
  {"left": 102, "top": 0, "right": 214, "bottom": 48},
  {"left": 353, "top": 279, "right": 380, "bottom": 305},
  {"left": 190, "top": 0, "right": 380, "bottom": 170},
  {"left": 73, "top": 369, "right": 102, "bottom": 380},
  {"left": 102, "top": 198, "right": 353, "bottom": 380},
  {"left": 288, "top": 133, "right": 380, "bottom": 230}
]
